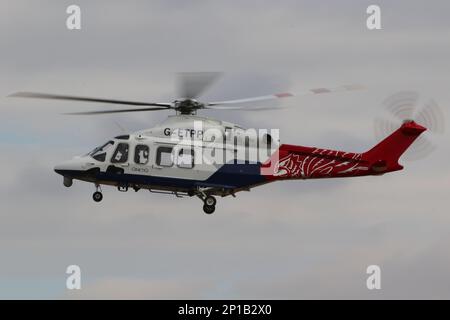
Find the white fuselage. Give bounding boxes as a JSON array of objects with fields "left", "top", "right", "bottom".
[{"left": 54, "top": 115, "right": 278, "bottom": 195}]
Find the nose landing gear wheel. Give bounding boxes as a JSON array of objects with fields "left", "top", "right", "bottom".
[
  {"left": 203, "top": 204, "right": 215, "bottom": 214},
  {"left": 93, "top": 191, "right": 103, "bottom": 202}
]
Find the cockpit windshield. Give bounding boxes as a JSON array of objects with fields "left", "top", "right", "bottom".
[{"left": 88, "top": 140, "right": 115, "bottom": 162}]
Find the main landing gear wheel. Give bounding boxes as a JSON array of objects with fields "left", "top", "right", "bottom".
[
  {"left": 202, "top": 195, "right": 216, "bottom": 214},
  {"left": 197, "top": 194, "right": 217, "bottom": 214},
  {"left": 203, "top": 204, "right": 215, "bottom": 214},
  {"left": 204, "top": 195, "right": 216, "bottom": 207},
  {"left": 92, "top": 191, "right": 103, "bottom": 202}
]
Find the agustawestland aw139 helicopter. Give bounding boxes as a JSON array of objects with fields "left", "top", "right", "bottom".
[{"left": 10, "top": 73, "right": 427, "bottom": 214}]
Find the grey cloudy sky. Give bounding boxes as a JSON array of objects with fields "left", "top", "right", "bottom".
[{"left": 1, "top": 0, "right": 450, "bottom": 299}]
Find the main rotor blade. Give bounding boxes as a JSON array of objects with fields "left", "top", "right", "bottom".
[
  {"left": 177, "top": 72, "right": 222, "bottom": 99},
  {"left": 64, "top": 107, "right": 171, "bottom": 115},
  {"left": 208, "top": 92, "right": 293, "bottom": 106},
  {"left": 205, "top": 105, "right": 283, "bottom": 111},
  {"left": 9, "top": 92, "right": 173, "bottom": 107},
  {"left": 207, "top": 84, "right": 364, "bottom": 106}
]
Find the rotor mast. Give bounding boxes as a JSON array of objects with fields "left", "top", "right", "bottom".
[{"left": 173, "top": 99, "right": 203, "bottom": 115}]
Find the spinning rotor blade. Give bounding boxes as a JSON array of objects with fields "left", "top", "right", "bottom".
[
  {"left": 177, "top": 72, "right": 222, "bottom": 99},
  {"left": 205, "top": 105, "right": 284, "bottom": 111},
  {"left": 64, "top": 107, "right": 171, "bottom": 115},
  {"left": 383, "top": 91, "right": 419, "bottom": 123},
  {"left": 207, "top": 84, "right": 364, "bottom": 106},
  {"left": 9, "top": 77, "right": 365, "bottom": 116},
  {"left": 374, "top": 91, "right": 445, "bottom": 161},
  {"left": 207, "top": 92, "right": 293, "bottom": 106},
  {"left": 9, "top": 92, "right": 173, "bottom": 108},
  {"left": 414, "top": 99, "right": 445, "bottom": 135},
  {"left": 374, "top": 117, "right": 398, "bottom": 140}
]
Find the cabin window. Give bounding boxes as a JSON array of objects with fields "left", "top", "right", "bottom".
[
  {"left": 245, "top": 136, "right": 250, "bottom": 163},
  {"left": 111, "top": 143, "right": 129, "bottom": 163},
  {"left": 263, "top": 134, "right": 272, "bottom": 147},
  {"left": 177, "top": 148, "right": 195, "bottom": 169},
  {"left": 156, "top": 146, "right": 173, "bottom": 167},
  {"left": 259, "top": 133, "right": 272, "bottom": 157},
  {"left": 134, "top": 144, "right": 149, "bottom": 165}
]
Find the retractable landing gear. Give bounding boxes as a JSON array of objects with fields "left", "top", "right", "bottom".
[
  {"left": 92, "top": 184, "right": 103, "bottom": 202},
  {"left": 203, "top": 204, "right": 215, "bottom": 214},
  {"left": 202, "top": 195, "right": 216, "bottom": 214}
]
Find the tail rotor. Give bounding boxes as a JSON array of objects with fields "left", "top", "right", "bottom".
[{"left": 374, "top": 91, "right": 445, "bottom": 161}]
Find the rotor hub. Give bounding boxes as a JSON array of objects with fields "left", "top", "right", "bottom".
[{"left": 173, "top": 99, "right": 204, "bottom": 114}]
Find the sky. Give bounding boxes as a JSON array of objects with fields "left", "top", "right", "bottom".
[{"left": 0, "top": 0, "right": 450, "bottom": 299}]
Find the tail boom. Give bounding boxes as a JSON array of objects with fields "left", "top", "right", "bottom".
[{"left": 261, "top": 121, "right": 426, "bottom": 180}]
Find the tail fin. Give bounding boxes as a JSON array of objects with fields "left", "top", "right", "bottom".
[{"left": 363, "top": 120, "right": 426, "bottom": 173}]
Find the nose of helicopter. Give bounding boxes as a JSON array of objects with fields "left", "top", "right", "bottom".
[
  {"left": 54, "top": 158, "right": 82, "bottom": 176},
  {"left": 54, "top": 158, "right": 89, "bottom": 188}
]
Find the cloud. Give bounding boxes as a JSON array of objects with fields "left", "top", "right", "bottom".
[{"left": 1, "top": 0, "right": 450, "bottom": 299}]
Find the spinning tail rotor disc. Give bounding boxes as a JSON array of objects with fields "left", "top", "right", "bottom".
[{"left": 374, "top": 91, "right": 445, "bottom": 161}]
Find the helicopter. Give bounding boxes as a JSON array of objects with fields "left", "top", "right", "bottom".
[{"left": 10, "top": 73, "right": 427, "bottom": 214}]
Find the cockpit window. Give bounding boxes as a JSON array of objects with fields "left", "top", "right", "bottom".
[
  {"left": 89, "top": 141, "right": 115, "bottom": 162},
  {"left": 111, "top": 143, "right": 129, "bottom": 163}
]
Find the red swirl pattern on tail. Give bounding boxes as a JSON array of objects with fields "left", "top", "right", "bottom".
[{"left": 267, "top": 147, "right": 369, "bottom": 179}]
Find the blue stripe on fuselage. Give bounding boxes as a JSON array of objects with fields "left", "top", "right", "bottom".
[
  {"left": 206, "top": 163, "right": 266, "bottom": 188},
  {"left": 56, "top": 162, "right": 266, "bottom": 190}
]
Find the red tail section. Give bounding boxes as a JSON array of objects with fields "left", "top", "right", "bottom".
[
  {"left": 363, "top": 120, "right": 426, "bottom": 173},
  {"left": 261, "top": 120, "right": 426, "bottom": 180}
]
